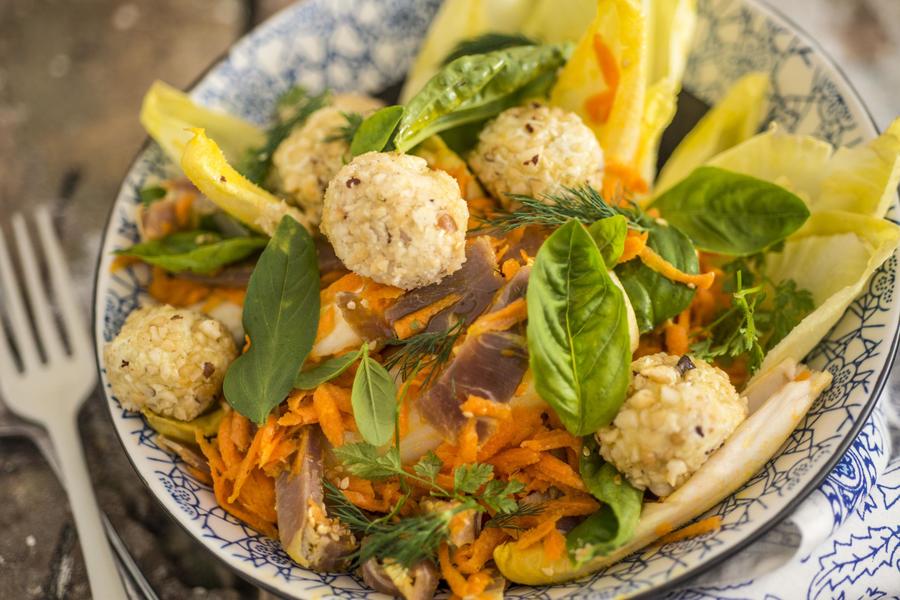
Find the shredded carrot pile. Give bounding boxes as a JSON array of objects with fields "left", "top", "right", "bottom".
[
  {"left": 585, "top": 34, "right": 620, "bottom": 125},
  {"left": 466, "top": 297, "right": 527, "bottom": 338},
  {"left": 639, "top": 245, "right": 716, "bottom": 290},
  {"left": 665, "top": 308, "right": 692, "bottom": 356},
  {"left": 454, "top": 527, "right": 508, "bottom": 574},
  {"left": 460, "top": 396, "right": 512, "bottom": 421},
  {"left": 278, "top": 383, "right": 355, "bottom": 448},
  {"left": 603, "top": 160, "right": 649, "bottom": 198}
]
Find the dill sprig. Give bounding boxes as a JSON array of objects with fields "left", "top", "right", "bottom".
[
  {"left": 324, "top": 111, "right": 364, "bottom": 144},
  {"left": 325, "top": 480, "right": 462, "bottom": 567},
  {"left": 484, "top": 501, "right": 544, "bottom": 530},
  {"left": 478, "top": 185, "right": 647, "bottom": 234},
  {"left": 383, "top": 320, "right": 465, "bottom": 389}
]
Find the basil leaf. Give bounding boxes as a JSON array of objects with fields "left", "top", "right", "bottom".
[
  {"left": 139, "top": 185, "right": 167, "bottom": 206},
  {"left": 392, "top": 43, "right": 572, "bottom": 153},
  {"left": 616, "top": 220, "right": 698, "bottom": 332},
  {"left": 441, "top": 32, "right": 537, "bottom": 65},
  {"left": 115, "top": 231, "right": 267, "bottom": 275},
  {"left": 223, "top": 217, "right": 319, "bottom": 423},
  {"left": 567, "top": 437, "right": 642, "bottom": 563},
  {"left": 351, "top": 344, "right": 397, "bottom": 446},
  {"left": 294, "top": 349, "right": 361, "bottom": 390},
  {"left": 350, "top": 105, "right": 405, "bottom": 156},
  {"left": 653, "top": 166, "right": 810, "bottom": 256},
  {"left": 587, "top": 215, "right": 628, "bottom": 267},
  {"left": 527, "top": 221, "right": 631, "bottom": 435}
]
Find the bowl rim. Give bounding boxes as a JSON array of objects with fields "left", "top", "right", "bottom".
[{"left": 90, "top": 0, "right": 900, "bottom": 597}]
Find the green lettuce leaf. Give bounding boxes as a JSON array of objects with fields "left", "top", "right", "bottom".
[{"left": 655, "top": 72, "right": 769, "bottom": 193}]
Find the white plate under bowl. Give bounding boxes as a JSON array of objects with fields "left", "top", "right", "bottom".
[{"left": 92, "top": 0, "right": 899, "bottom": 597}]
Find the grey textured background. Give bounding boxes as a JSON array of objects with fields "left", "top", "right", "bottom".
[{"left": 0, "top": 1, "right": 897, "bottom": 598}]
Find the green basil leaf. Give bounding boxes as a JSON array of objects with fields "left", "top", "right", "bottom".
[
  {"left": 115, "top": 230, "right": 267, "bottom": 275},
  {"left": 393, "top": 43, "right": 573, "bottom": 153},
  {"left": 139, "top": 185, "right": 167, "bottom": 206},
  {"left": 653, "top": 166, "right": 810, "bottom": 256},
  {"left": 527, "top": 221, "right": 631, "bottom": 435},
  {"left": 223, "top": 217, "right": 319, "bottom": 423},
  {"left": 567, "top": 437, "right": 642, "bottom": 563},
  {"left": 441, "top": 32, "right": 537, "bottom": 65},
  {"left": 350, "top": 105, "right": 405, "bottom": 156},
  {"left": 587, "top": 215, "right": 628, "bottom": 267},
  {"left": 351, "top": 345, "right": 397, "bottom": 446},
  {"left": 616, "top": 220, "right": 698, "bottom": 332},
  {"left": 294, "top": 349, "right": 362, "bottom": 390}
]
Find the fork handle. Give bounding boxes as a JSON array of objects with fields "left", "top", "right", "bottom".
[{"left": 47, "top": 417, "right": 128, "bottom": 600}]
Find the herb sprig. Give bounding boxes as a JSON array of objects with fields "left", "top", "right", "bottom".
[
  {"left": 324, "top": 111, "right": 364, "bottom": 144},
  {"left": 329, "top": 443, "right": 529, "bottom": 565},
  {"left": 383, "top": 321, "right": 464, "bottom": 390},
  {"left": 479, "top": 186, "right": 647, "bottom": 234}
]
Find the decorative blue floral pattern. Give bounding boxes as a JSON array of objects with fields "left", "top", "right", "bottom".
[{"left": 93, "top": 0, "right": 899, "bottom": 597}]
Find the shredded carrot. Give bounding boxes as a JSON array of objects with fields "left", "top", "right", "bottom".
[
  {"left": 467, "top": 297, "right": 527, "bottom": 338},
  {"left": 174, "top": 190, "right": 195, "bottom": 227},
  {"left": 230, "top": 412, "right": 252, "bottom": 453},
  {"left": 795, "top": 370, "right": 812, "bottom": 381},
  {"left": 439, "top": 543, "right": 469, "bottom": 598},
  {"left": 186, "top": 465, "right": 213, "bottom": 485},
  {"left": 536, "top": 453, "right": 587, "bottom": 492},
  {"left": 313, "top": 383, "right": 345, "bottom": 447},
  {"left": 209, "top": 469, "right": 277, "bottom": 538},
  {"left": 543, "top": 528, "right": 567, "bottom": 561},
  {"left": 434, "top": 442, "right": 458, "bottom": 468},
  {"left": 147, "top": 267, "right": 212, "bottom": 306},
  {"left": 200, "top": 287, "right": 246, "bottom": 312},
  {"left": 584, "top": 34, "right": 620, "bottom": 125},
  {"left": 463, "top": 571, "right": 492, "bottom": 597},
  {"left": 521, "top": 429, "right": 581, "bottom": 453},
  {"left": 394, "top": 294, "right": 460, "bottom": 339},
  {"left": 501, "top": 257, "right": 521, "bottom": 281},
  {"left": 229, "top": 414, "right": 276, "bottom": 501},
  {"left": 657, "top": 516, "right": 722, "bottom": 545},
  {"left": 542, "top": 495, "right": 601, "bottom": 517},
  {"left": 217, "top": 411, "right": 241, "bottom": 470},
  {"left": 618, "top": 230, "right": 649, "bottom": 264},
  {"left": 236, "top": 469, "right": 278, "bottom": 523},
  {"left": 314, "top": 304, "right": 337, "bottom": 345},
  {"left": 477, "top": 406, "right": 543, "bottom": 462},
  {"left": 516, "top": 516, "right": 560, "bottom": 550},
  {"left": 603, "top": 160, "right": 649, "bottom": 198},
  {"left": 455, "top": 528, "right": 508, "bottom": 574},
  {"left": 665, "top": 308, "right": 692, "bottom": 355},
  {"left": 461, "top": 396, "right": 512, "bottom": 421},
  {"left": 639, "top": 245, "right": 716, "bottom": 290},
  {"left": 488, "top": 447, "right": 542, "bottom": 475},
  {"left": 457, "top": 418, "right": 480, "bottom": 465},
  {"left": 398, "top": 393, "right": 411, "bottom": 438},
  {"left": 194, "top": 430, "right": 225, "bottom": 475}
]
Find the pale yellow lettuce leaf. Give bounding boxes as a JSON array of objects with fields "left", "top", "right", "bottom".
[
  {"left": 756, "top": 211, "right": 900, "bottom": 377},
  {"left": 817, "top": 118, "right": 900, "bottom": 217},
  {"left": 551, "top": 0, "right": 647, "bottom": 165},
  {"left": 180, "top": 129, "right": 309, "bottom": 235},
  {"left": 520, "top": 0, "right": 597, "bottom": 42},
  {"left": 140, "top": 80, "right": 264, "bottom": 165},
  {"left": 633, "top": 0, "right": 697, "bottom": 183},
  {"left": 654, "top": 72, "right": 769, "bottom": 193},
  {"left": 705, "top": 123, "right": 834, "bottom": 202}
]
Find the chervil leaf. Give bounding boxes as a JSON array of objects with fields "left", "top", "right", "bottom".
[
  {"left": 453, "top": 463, "right": 494, "bottom": 495},
  {"left": 333, "top": 443, "right": 403, "bottom": 479},
  {"left": 413, "top": 452, "right": 443, "bottom": 483}
]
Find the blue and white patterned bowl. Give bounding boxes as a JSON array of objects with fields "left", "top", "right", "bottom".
[{"left": 92, "top": 0, "right": 899, "bottom": 597}]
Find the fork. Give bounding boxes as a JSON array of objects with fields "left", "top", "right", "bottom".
[{"left": 0, "top": 207, "right": 128, "bottom": 600}]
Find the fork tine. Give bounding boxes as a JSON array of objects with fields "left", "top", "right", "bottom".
[
  {"left": 12, "top": 213, "right": 66, "bottom": 361},
  {"left": 34, "top": 206, "right": 89, "bottom": 356},
  {"left": 0, "top": 222, "right": 41, "bottom": 370}
]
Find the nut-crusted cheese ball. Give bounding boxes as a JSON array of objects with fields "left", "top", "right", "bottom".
[
  {"left": 597, "top": 353, "right": 748, "bottom": 497},
  {"left": 321, "top": 152, "right": 468, "bottom": 290},
  {"left": 468, "top": 103, "right": 604, "bottom": 206},
  {"left": 104, "top": 305, "right": 238, "bottom": 421},
  {"left": 273, "top": 94, "right": 384, "bottom": 222}
]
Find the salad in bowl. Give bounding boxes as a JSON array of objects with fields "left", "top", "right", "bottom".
[{"left": 100, "top": 0, "right": 900, "bottom": 597}]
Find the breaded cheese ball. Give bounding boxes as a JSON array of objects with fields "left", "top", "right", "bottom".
[
  {"left": 468, "top": 103, "right": 604, "bottom": 206},
  {"left": 321, "top": 152, "right": 468, "bottom": 290},
  {"left": 597, "top": 353, "right": 748, "bottom": 497},
  {"left": 273, "top": 93, "right": 384, "bottom": 222},
  {"left": 104, "top": 305, "right": 238, "bottom": 421}
]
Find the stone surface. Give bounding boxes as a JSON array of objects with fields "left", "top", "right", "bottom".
[{"left": 0, "top": 1, "right": 897, "bottom": 599}]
